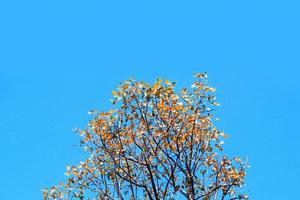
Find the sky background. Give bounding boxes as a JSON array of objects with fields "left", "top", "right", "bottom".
[{"left": 1, "top": 0, "right": 300, "bottom": 199}]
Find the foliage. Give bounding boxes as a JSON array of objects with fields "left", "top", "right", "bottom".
[{"left": 43, "top": 73, "right": 248, "bottom": 200}]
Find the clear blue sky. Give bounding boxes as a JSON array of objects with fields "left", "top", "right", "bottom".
[{"left": 0, "top": 0, "right": 299, "bottom": 199}]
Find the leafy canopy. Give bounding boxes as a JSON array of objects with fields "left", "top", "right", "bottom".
[{"left": 43, "top": 73, "right": 248, "bottom": 200}]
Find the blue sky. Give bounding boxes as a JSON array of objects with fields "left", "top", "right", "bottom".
[{"left": 0, "top": 0, "right": 300, "bottom": 199}]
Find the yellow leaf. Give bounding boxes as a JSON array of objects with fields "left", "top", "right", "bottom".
[
  {"left": 112, "top": 90, "right": 118, "bottom": 97},
  {"left": 210, "top": 87, "right": 216, "bottom": 92}
]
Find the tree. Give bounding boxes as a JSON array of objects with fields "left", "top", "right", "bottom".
[{"left": 43, "top": 73, "right": 248, "bottom": 200}]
